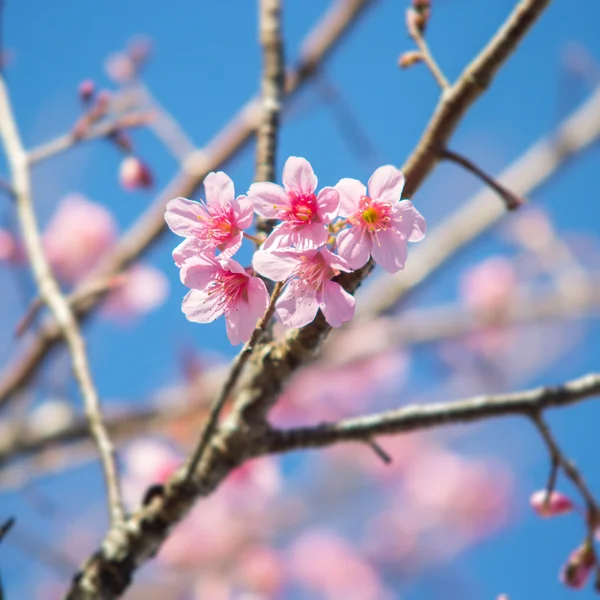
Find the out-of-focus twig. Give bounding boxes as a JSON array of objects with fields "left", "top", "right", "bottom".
[
  {"left": 0, "top": 75, "right": 125, "bottom": 526},
  {"left": 441, "top": 148, "right": 525, "bottom": 210}
]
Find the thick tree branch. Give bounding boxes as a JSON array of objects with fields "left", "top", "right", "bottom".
[
  {"left": 0, "top": 77, "right": 124, "bottom": 525},
  {"left": 263, "top": 373, "right": 600, "bottom": 454}
]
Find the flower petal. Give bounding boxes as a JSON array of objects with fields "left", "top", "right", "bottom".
[
  {"left": 275, "top": 281, "right": 319, "bottom": 328},
  {"left": 203, "top": 172, "right": 235, "bottom": 209},
  {"left": 320, "top": 247, "right": 353, "bottom": 273},
  {"left": 371, "top": 229, "right": 408, "bottom": 273},
  {"left": 182, "top": 289, "right": 223, "bottom": 323},
  {"left": 336, "top": 226, "right": 372, "bottom": 270},
  {"left": 225, "top": 277, "right": 269, "bottom": 345},
  {"left": 233, "top": 195, "right": 254, "bottom": 230},
  {"left": 261, "top": 222, "right": 328, "bottom": 252},
  {"left": 165, "top": 197, "right": 207, "bottom": 237},
  {"left": 316, "top": 187, "right": 340, "bottom": 223},
  {"left": 282, "top": 156, "right": 317, "bottom": 196},
  {"left": 335, "top": 178, "right": 366, "bottom": 218},
  {"left": 253, "top": 249, "right": 299, "bottom": 281},
  {"left": 367, "top": 165, "right": 405, "bottom": 205},
  {"left": 172, "top": 236, "right": 205, "bottom": 266},
  {"left": 320, "top": 280, "right": 355, "bottom": 327},
  {"left": 218, "top": 231, "right": 243, "bottom": 258},
  {"left": 248, "top": 182, "right": 288, "bottom": 218},
  {"left": 180, "top": 255, "right": 219, "bottom": 289}
]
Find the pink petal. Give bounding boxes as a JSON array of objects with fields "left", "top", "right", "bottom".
[
  {"left": 165, "top": 197, "right": 207, "bottom": 237},
  {"left": 180, "top": 255, "right": 219, "bottom": 289},
  {"left": 233, "top": 195, "right": 254, "bottom": 230},
  {"left": 218, "top": 232, "right": 243, "bottom": 258},
  {"left": 261, "top": 222, "right": 328, "bottom": 252},
  {"left": 367, "top": 165, "right": 405, "bottom": 205},
  {"left": 172, "top": 236, "right": 204, "bottom": 266},
  {"left": 320, "top": 247, "right": 353, "bottom": 273},
  {"left": 336, "top": 226, "right": 372, "bottom": 270},
  {"left": 225, "top": 277, "right": 269, "bottom": 345},
  {"left": 203, "top": 172, "right": 235, "bottom": 209},
  {"left": 320, "top": 280, "right": 355, "bottom": 327},
  {"left": 316, "top": 187, "right": 340, "bottom": 223},
  {"left": 282, "top": 156, "right": 317, "bottom": 196},
  {"left": 276, "top": 281, "right": 319, "bottom": 328},
  {"left": 371, "top": 229, "right": 408, "bottom": 273},
  {"left": 248, "top": 182, "right": 288, "bottom": 218},
  {"left": 335, "top": 178, "right": 366, "bottom": 218},
  {"left": 220, "top": 256, "right": 246, "bottom": 275},
  {"left": 393, "top": 200, "right": 426, "bottom": 242},
  {"left": 182, "top": 289, "right": 223, "bottom": 323},
  {"left": 253, "top": 250, "right": 299, "bottom": 281}
]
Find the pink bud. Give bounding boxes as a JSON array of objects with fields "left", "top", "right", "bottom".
[
  {"left": 78, "top": 79, "right": 95, "bottom": 103},
  {"left": 530, "top": 490, "right": 574, "bottom": 517},
  {"left": 128, "top": 35, "right": 152, "bottom": 66},
  {"left": 105, "top": 52, "right": 136, "bottom": 84},
  {"left": 561, "top": 543, "right": 596, "bottom": 589},
  {"left": 119, "top": 156, "right": 153, "bottom": 190},
  {"left": 398, "top": 50, "right": 423, "bottom": 69}
]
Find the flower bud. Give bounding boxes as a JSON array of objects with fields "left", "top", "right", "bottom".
[
  {"left": 561, "top": 543, "right": 596, "bottom": 589},
  {"left": 105, "top": 52, "right": 136, "bottom": 84},
  {"left": 128, "top": 35, "right": 152, "bottom": 67},
  {"left": 119, "top": 156, "right": 153, "bottom": 190},
  {"left": 78, "top": 79, "right": 95, "bottom": 104},
  {"left": 530, "top": 489, "right": 574, "bottom": 517},
  {"left": 398, "top": 50, "right": 423, "bottom": 69}
]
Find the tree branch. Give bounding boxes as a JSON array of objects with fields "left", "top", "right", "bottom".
[
  {"left": 0, "top": 76, "right": 125, "bottom": 526},
  {"left": 263, "top": 373, "right": 600, "bottom": 454}
]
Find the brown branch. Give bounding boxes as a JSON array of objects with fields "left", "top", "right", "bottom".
[
  {"left": 441, "top": 148, "right": 525, "bottom": 210},
  {"left": 0, "top": 0, "right": 376, "bottom": 411},
  {"left": 358, "top": 83, "right": 600, "bottom": 319},
  {"left": 263, "top": 373, "right": 600, "bottom": 454},
  {"left": 184, "top": 281, "right": 284, "bottom": 480},
  {"left": 0, "top": 76, "right": 125, "bottom": 526}
]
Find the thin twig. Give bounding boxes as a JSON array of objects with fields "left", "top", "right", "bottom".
[
  {"left": 0, "top": 76, "right": 125, "bottom": 526},
  {"left": 441, "top": 148, "right": 525, "bottom": 210},
  {"left": 184, "top": 281, "right": 284, "bottom": 480},
  {"left": 406, "top": 9, "right": 450, "bottom": 90},
  {"left": 255, "top": 0, "right": 285, "bottom": 236},
  {"left": 263, "top": 373, "right": 600, "bottom": 454},
  {"left": 27, "top": 111, "right": 151, "bottom": 166}
]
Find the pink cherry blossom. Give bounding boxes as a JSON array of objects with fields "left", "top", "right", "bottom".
[
  {"left": 248, "top": 156, "right": 340, "bottom": 251},
  {"left": 43, "top": 194, "right": 117, "bottom": 283},
  {"left": 460, "top": 256, "right": 517, "bottom": 313},
  {"left": 561, "top": 543, "right": 596, "bottom": 589},
  {"left": 166, "top": 171, "right": 253, "bottom": 260},
  {"left": 335, "top": 165, "right": 426, "bottom": 272},
  {"left": 102, "top": 264, "right": 169, "bottom": 320},
  {"left": 530, "top": 489, "right": 574, "bottom": 517},
  {"left": 180, "top": 254, "right": 268, "bottom": 345},
  {"left": 253, "top": 247, "right": 355, "bottom": 329}
]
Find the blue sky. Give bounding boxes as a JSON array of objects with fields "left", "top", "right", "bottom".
[{"left": 2, "top": 0, "right": 600, "bottom": 598}]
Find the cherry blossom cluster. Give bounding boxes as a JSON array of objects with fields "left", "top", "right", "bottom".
[{"left": 165, "top": 156, "right": 426, "bottom": 344}]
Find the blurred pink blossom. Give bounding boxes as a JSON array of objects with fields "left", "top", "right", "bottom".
[
  {"left": 43, "top": 194, "right": 117, "bottom": 283},
  {"left": 102, "top": 264, "right": 169, "bottom": 320},
  {"left": 0, "top": 228, "right": 23, "bottom": 263},
  {"left": 530, "top": 489, "right": 574, "bottom": 517},
  {"left": 460, "top": 256, "right": 517, "bottom": 314},
  {"left": 287, "top": 529, "right": 391, "bottom": 600},
  {"left": 235, "top": 545, "right": 285, "bottom": 597},
  {"left": 105, "top": 52, "right": 136, "bottom": 83}
]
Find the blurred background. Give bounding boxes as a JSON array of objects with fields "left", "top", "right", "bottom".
[{"left": 1, "top": 0, "right": 600, "bottom": 598}]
